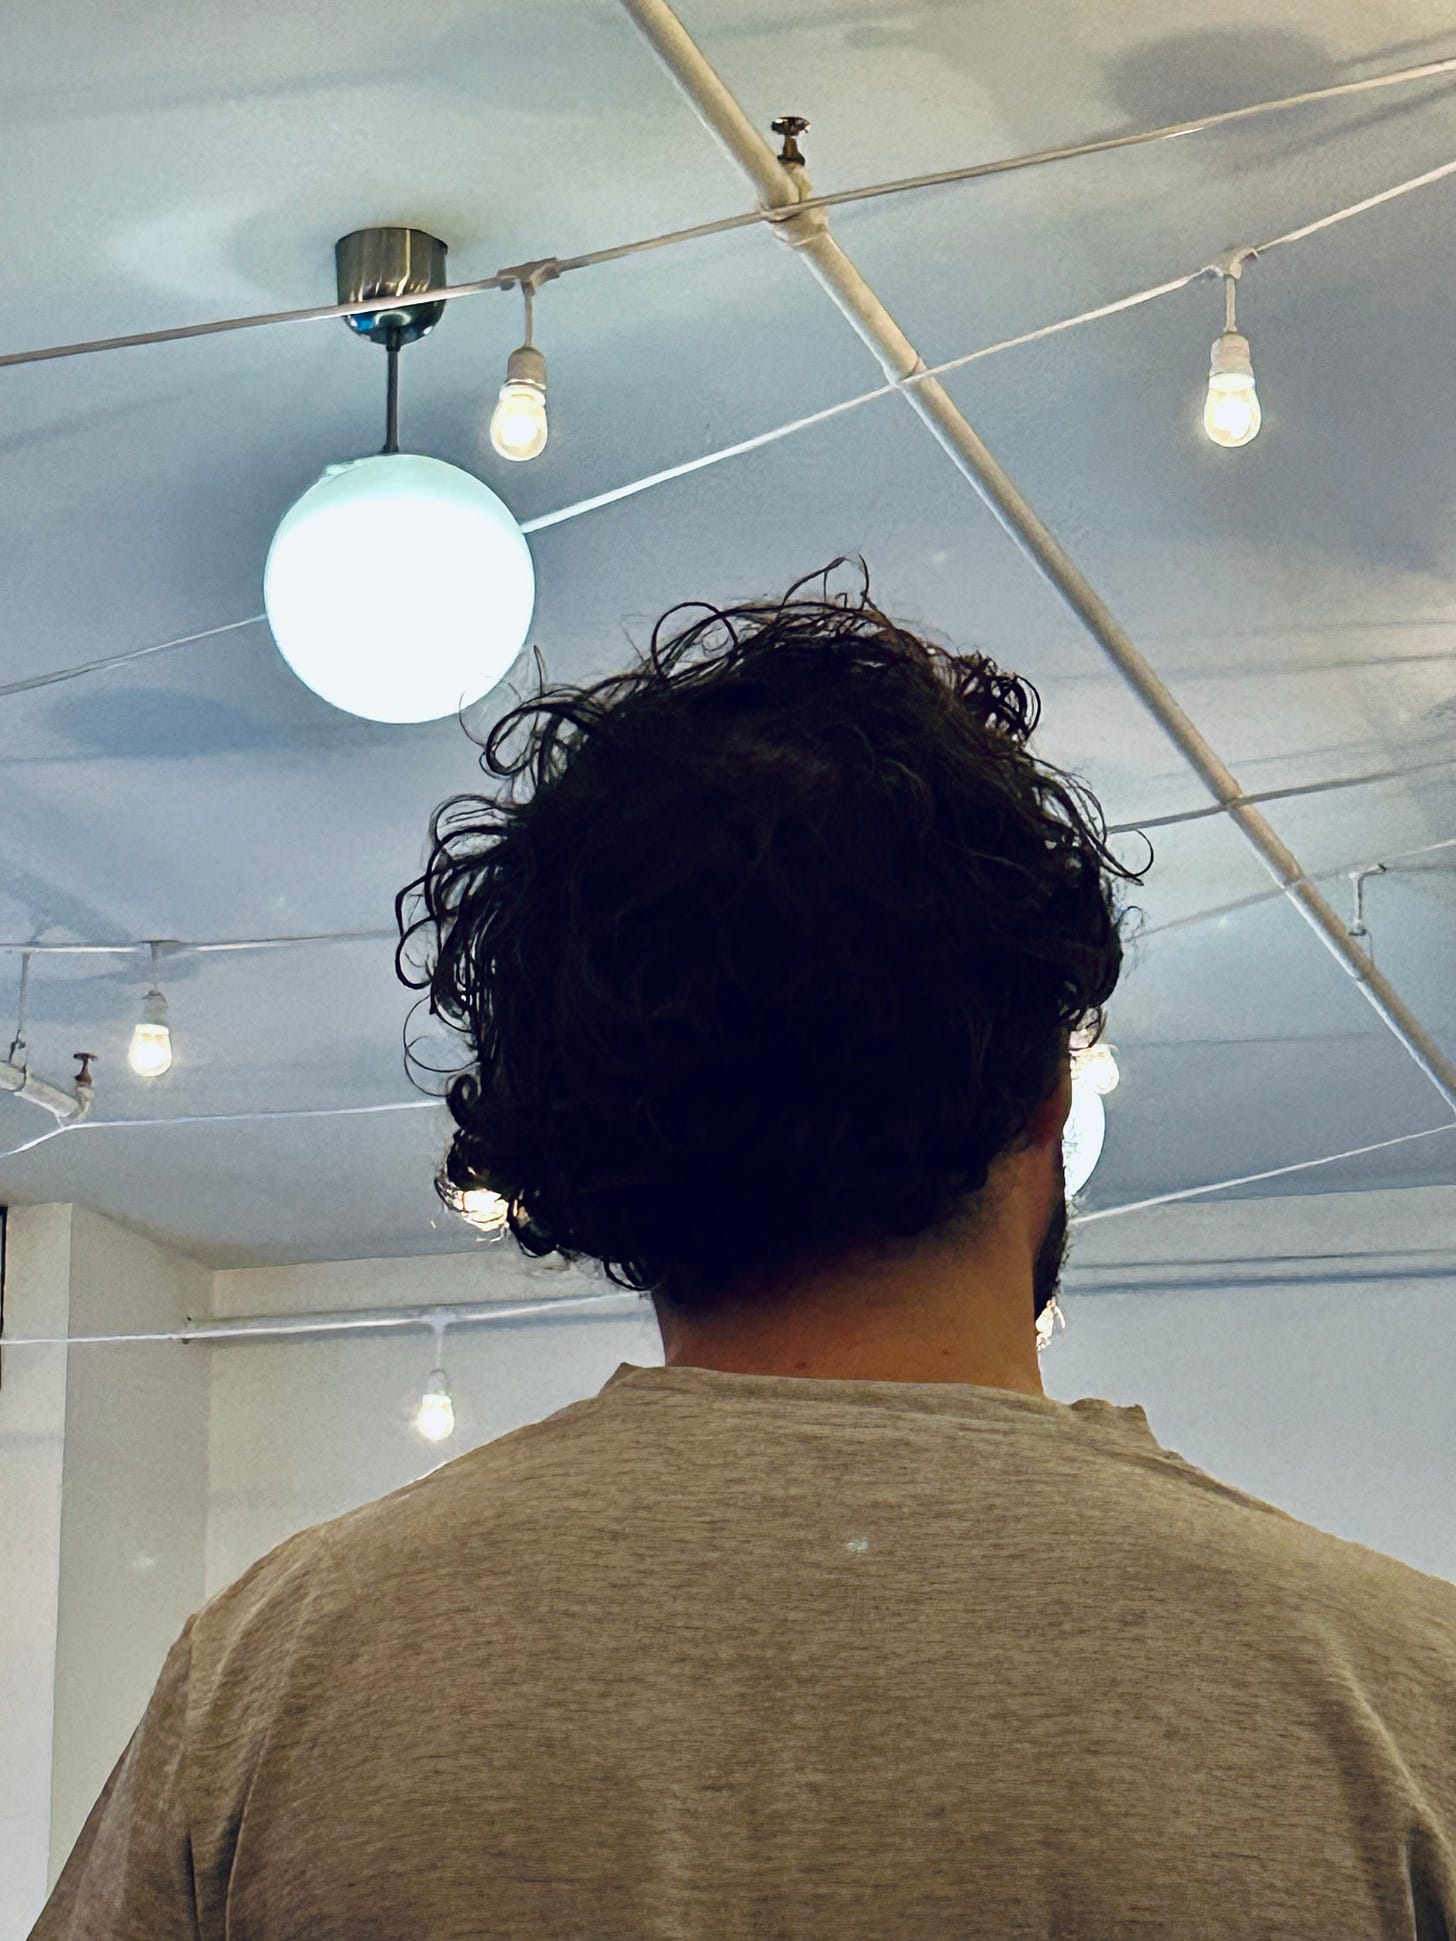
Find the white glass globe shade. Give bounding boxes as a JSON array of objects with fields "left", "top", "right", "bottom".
[
  {"left": 1063, "top": 1073, "right": 1107, "bottom": 1198},
  {"left": 263, "top": 454, "right": 535, "bottom": 724}
]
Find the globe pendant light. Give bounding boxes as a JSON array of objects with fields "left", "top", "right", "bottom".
[
  {"left": 263, "top": 229, "right": 536, "bottom": 725},
  {"left": 1064, "top": 1041, "right": 1121, "bottom": 1198}
]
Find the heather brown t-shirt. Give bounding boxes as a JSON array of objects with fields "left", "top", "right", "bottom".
[{"left": 32, "top": 1361, "right": 1456, "bottom": 1938}]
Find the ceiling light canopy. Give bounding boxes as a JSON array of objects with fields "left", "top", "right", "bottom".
[{"left": 262, "top": 227, "right": 536, "bottom": 725}]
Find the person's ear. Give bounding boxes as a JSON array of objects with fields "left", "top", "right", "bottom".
[{"left": 1023, "top": 1061, "right": 1073, "bottom": 1151}]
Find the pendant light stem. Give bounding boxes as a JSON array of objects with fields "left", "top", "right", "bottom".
[{"left": 383, "top": 324, "right": 402, "bottom": 455}]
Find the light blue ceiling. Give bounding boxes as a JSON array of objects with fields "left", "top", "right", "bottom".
[{"left": 2, "top": 0, "right": 1454, "bottom": 1268}]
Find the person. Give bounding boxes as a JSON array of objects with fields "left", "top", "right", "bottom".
[{"left": 34, "top": 565, "right": 1456, "bottom": 1938}]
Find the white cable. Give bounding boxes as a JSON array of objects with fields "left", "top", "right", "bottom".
[
  {"left": 0, "top": 822, "right": 1448, "bottom": 977},
  {"left": 0, "top": 1095, "right": 443, "bottom": 1164},
  {"left": 1259, "top": 153, "right": 1456, "bottom": 249},
  {"left": 520, "top": 379, "right": 897, "bottom": 531},
  {"left": 0, "top": 931, "right": 397, "bottom": 959},
  {"left": 5, "top": 1113, "right": 1453, "bottom": 1349},
  {"left": 509, "top": 155, "right": 1456, "bottom": 529},
  {"left": 1069, "top": 1121, "right": 1456, "bottom": 1225},
  {"left": 3, "top": 54, "right": 1452, "bottom": 376},
  {"left": 0, "top": 1120, "right": 72, "bottom": 1162},
  {"left": 1107, "top": 755, "right": 1456, "bottom": 834},
  {"left": 0, "top": 811, "right": 1446, "bottom": 979},
  {"left": 0, "top": 615, "right": 265, "bottom": 701},
  {"left": 66, "top": 1098, "right": 439, "bottom": 1129},
  {"left": 516, "top": 279, "right": 1206, "bottom": 537},
  {"left": 1137, "top": 835, "right": 1456, "bottom": 942},
  {"left": 907, "top": 160, "right": 1456, "bottom": 396},
  {"left": 0, "top": 815, "right": 1442, "bottom": 1155},
  {"left": 11, "top": 149, "right": 1456, "bottom": 701}
]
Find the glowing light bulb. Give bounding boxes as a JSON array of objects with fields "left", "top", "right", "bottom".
[
  {"left": 459, "top": 1187, "right": 510, "bottom": 1232},
  {"left": 1203, "top": 331, "right": 1261, "bottom": 447},
  {"left": 415, "top": 1373, "right": 455, "bottom": 1443},
  {"left": 491, "top": 383, "right": 547, "bottom": 461},
  {"left": 489, "top": 344, "right": 547, "bottom": 462},
  {"left": 128, "top": 988, "right": 173, "bottom": 1077},
  {"left": 1071, "top": 1042, "right": 1120, "bottom": 1095}
]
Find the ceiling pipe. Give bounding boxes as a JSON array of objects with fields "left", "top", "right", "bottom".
[
  {"left": 175, "top": 1286, "right": 610, "bottom": 1346},
  {"left": 618, "top": 0, "right": 1456, "bottom": 1117},
  {"left": 0, "top": 1056, "right": 94, "bottom": 1125}
]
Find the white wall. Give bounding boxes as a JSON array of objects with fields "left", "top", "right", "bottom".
[
  {"left": 203, "top": 1248, "right": 654, "bottom": 1596},
  {"left": 0, "top": 1205, "right": 72, "bottom": 1941},
  {"left": 49, "top": 1209, "right": 211, "bottom": 1880},
  {"left": 1065, "top": 1184, "right": 1456, "bottom": 1580},
  {"left": 0, "top": 1204, "right": 211, "bottom": 1941}
]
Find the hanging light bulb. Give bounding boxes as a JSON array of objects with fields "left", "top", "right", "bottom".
[
  {"left": 490, "top": 344, "right": 548, "bottom": 462},
  {"left": 128, "top": 991, "right": 172, "bottom": 1078},
  {"left": 460, "top": 1186, "right": 509, "bottom": 1230},
  {"left": 415, "top": 1370, "right": 456, "bottom": 1443},
  {"left": 438, "top": 1172, "right": 512, "bottom": 1234},
  {"left": 1204, "top": 333, "right": 1261, "bottom": 447},
  {"left": 263, "top": 228, "right": 536, "bottom": 725},
  {"left": 488, "top": 270, "right": 552, "bottom": 463},
  {"left": 414, "top": 1317, "right": 457, "bottom": 1443},
  {"left": 128, "top": 944, "right": 173, "bottom": 1078},
  {"left": 1071, "top": 1041, "right": 1120, "bottom": 1095},
  {"left": 1202, "top": 251, "right": 1261, "bottom": 448}
]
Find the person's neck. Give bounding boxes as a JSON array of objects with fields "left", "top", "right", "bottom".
[{"left": 654, "top": 1238, "right": 1048, "bottom": 1399}]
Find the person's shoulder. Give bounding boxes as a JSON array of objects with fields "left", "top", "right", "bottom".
[
  {"left": 192, "top": 1419, "right": 562, "bottom": 1648},
  {"left": 1152, "top": 1433, "right": 1456, "bottom": 1670},
  {"left": 186, "top": 1513, "right": 344, "bottom": 1685}
]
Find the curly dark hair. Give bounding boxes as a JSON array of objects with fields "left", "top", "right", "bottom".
[{"left": 395, "top": 562, "right": 1147, "bottom": 1321}]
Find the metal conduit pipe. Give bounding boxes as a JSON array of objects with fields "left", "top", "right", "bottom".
[
  {"left": 176, "top": 1288, "right": 612, "bottom": 1345},
  {"left": 620, "top": 0, "right": 1456, "bottom": 1116},
  {"left": 0, "top": 1057, "right": 93, "bottom": 1125}
]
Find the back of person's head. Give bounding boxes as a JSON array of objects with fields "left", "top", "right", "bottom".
[{"left": 396, "top": 562, "right": 1146, "bottom": 1323}]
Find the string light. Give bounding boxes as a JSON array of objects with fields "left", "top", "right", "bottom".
[
  {"left": 1071, "top": 1041, "right": 1120, "bottom": 1095},
  {"left": 440, "top": 1179, "right": 512, "bottom": 1234},
  {"left": 489, "top": 275, "right": 550, "bottom": 462},
  {"left": 22, "top": 157, "right": 1456, "bottom": 713},
  {"left": 128, "top": 943, "right": 174, "bottom": 1078},
  {"left": 1203, "top": 249, "right": 1261, "bottom": 448},
  {"left": 415, "top": 1370, "right": 455, "bottom": 1442},
  {"left": 7, "top": 147, "right": 1456, "bottom": 1184},
  {"left": 414, "top": 1319, "right": 456, "bottom": 1443}
]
